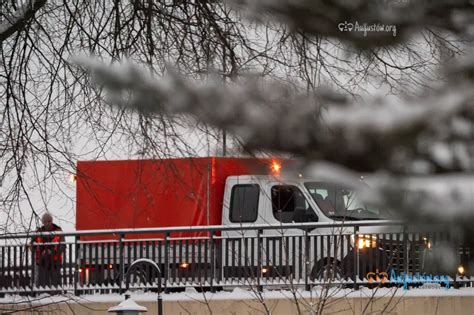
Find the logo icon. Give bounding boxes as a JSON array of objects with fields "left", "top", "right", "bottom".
[
  {"left": 366, "top": 271, "right": 389, "bottom": 284},
  {"left": 338, "top": 21, "right": 354, "bottom": 32}
]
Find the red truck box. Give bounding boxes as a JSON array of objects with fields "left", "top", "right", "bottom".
[{"left": 76, "top": 157, "right": 274, "bottom": 238}]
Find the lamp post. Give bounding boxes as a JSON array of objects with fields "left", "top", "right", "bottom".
[
  {"left": 108, "top": 295, "right": 148, "bottom": 315},
  {"left": 123, "top": 258, "right": 163, "bottom": 315}
]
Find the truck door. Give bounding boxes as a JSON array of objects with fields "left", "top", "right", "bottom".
[
  {"left": 221, "top": 177, "right": 262, "bottom": 283},
  {"left": 260, "top": 183, "right": 319, "bottom": 283}
]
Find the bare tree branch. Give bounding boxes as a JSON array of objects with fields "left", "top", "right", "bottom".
[{"left": 0, "top": 0, "right": 47, "bottom": 43}]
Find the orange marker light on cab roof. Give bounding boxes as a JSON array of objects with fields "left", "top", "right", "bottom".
[{"left": 271, "top": 161, "right": 282, "bottom": 174}]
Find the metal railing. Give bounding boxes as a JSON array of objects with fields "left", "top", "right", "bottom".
[{"left": 0, "top": 221, "right": 472, "bottom": 295}]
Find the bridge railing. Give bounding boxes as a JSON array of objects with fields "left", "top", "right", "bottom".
[{"left": 0, "top": 221, "right": 472, "bottom": 295}]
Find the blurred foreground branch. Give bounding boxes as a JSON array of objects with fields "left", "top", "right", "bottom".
[
  {"left": 228, "top": 0, "right": 474, "bottom": 48},
  {"left": 73, "top": 0, "right": 474, "bottom": 271},
  {"left": 75, "top": 57, "right": 474, "bottom": 174}
]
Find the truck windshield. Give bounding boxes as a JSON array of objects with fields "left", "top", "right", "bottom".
[{"left": 304, "top": 182, "right": 390, "bottom": 220}]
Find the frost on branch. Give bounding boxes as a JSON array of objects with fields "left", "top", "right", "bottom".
[
  {"left": 306, "top": 161, "right": 473, "bottom": 224},
  {"left": 227, "top": 0, "right": 474, "bottom": 48},
  {"left": 305, "top": 161, "right": 474, "bottom": 273},
  {"left": 75, "top": 55, "right": 474, "bottom": 248},
  {"left": 75, "top": 56, "right": 474, "bottom": 174},
  {"left": 73, "top": 0, "right": 474, "bottom": 271}
]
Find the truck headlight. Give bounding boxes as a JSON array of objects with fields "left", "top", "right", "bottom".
[
  {"left": 422, "top": 237, "right": 432, "bottom": 249},
  {"left": 351, "top": 234, "right": 377, "bottom": 249}
]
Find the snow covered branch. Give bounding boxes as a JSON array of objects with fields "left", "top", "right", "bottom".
[
  {"left": 304, "top": 160, "right": 474, "bottom": 267},
  {"left": 0, "top": 0, "right": 47, "bottom": 43},
  {"left": 228, "top": 0, "right": 474, "bottom": 47},
  {"left": 75, "top": 53, "right": 474, "bottom": 242},
  {"left": 75, "top": 56, "right": 474, "bottom": 174},
  {"left": 305, "top": 161, "right": 473, "bottom": 221}
]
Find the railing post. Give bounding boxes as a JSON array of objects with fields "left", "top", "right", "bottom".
[
  {"left": 31, "top": 242, "right": 36, "bottom": 296},
  {"left": 353, "top": 226, "right": 359, "bottom": 290},
  {"left": 157, "top": 263, "right": 163, "bottom": 315},
  {"left": 74, "top": 235, "right": 79, "bottom": 296},
  {"left": 210, "top": 231, "right": 216, "bottom": 293},
  {"left": 119, "top": 233, "right": 125, "bottom": 294},
  {"left": 164, "top": 232, "right": 169, "bottom": 293},
  {"left": 453, "top": 237, "right": 460, "bottom": 289},
  {"left": 304, "top": 229, "right": 310, "bottom": 291},
  {"left": 403, "top": 226, "right": 408, "bottom": 275},
  {"left": 257, "top": 229, "right": 263, "bottom": 292}
]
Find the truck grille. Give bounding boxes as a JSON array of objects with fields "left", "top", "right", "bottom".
[{"left": 380, "top": 238, "right": 426, "bottom": 274}]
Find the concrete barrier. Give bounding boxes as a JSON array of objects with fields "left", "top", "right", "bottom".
[{"left": 4, "top": 295, "right": 474, "bottom": 315}]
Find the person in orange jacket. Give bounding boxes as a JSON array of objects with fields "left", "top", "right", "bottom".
[{"left": 32, "top": 212, "right": 64, "bottom": 288}]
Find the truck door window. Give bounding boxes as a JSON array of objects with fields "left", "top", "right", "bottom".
[
  {"left": 271, "top": 185, "right": 317, "bottom": 223},
  {"left": 229, "top": 184, "right": 260, "bottom": 223}
]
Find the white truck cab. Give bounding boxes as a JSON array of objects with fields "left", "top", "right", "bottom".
[
  {"left": 221, "top": 175, "right": 390, "bottom": 227},
  {"left": 219, "top": 174, "right": 398, "bottom": 282}
]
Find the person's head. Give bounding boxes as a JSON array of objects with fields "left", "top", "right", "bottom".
[{"left": 41, "top": 212, "right": 54, "bottom": 229}]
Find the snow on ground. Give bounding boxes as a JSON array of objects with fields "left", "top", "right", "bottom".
[{"left": 3, "top": 286, "right": 474, "bottom": 305}]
